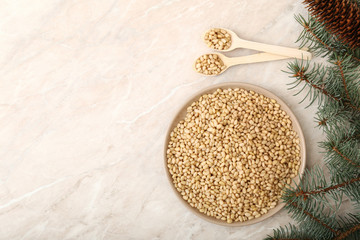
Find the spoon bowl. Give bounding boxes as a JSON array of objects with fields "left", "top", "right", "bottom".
[
  {"left": 203, "top": 28, "right": 239, "bottom": 52},
  {"left": 193, "top": 53, "right": 229, "bottom": 76}
]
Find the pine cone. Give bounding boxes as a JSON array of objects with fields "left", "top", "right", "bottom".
[{"left": 303, "top": 0, "right": 360, "bottom": 49}]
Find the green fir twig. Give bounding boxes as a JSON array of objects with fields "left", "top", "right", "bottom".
[{"left": 266, "top": 2, "right": 360, "bottom": 239}]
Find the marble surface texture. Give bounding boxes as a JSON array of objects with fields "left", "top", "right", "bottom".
[{"left": 0, "top": 0, "right": 327, "bottom": 239}]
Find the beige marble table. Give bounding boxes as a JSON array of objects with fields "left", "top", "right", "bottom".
[{"left": 0, "top": 0, "right": 326, "bottom": 239}]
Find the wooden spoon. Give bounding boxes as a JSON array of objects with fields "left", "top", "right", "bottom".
[
  {"left": 194, "top": 53, "right": 290, "bottom": 76},
  {"left": 204, "top": 28, "right": 312, "bottom": 60}
]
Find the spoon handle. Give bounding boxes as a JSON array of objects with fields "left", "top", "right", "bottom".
[
  {"left": 234, "top": 39, "right": 312, "bottom": 60},
  {"left": 225, "top": 53, "right": 290, "bottom": 66}
]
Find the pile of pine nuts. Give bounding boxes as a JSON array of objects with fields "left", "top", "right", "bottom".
[
  {"left": 204, "top": 28, "right": 232, "bottom": 50},
  {"left": 166, "top": 88, "right": 301, "bottom": 223},
  {"left": 195, "top": 54, "right": 226, "bottom": 75}
]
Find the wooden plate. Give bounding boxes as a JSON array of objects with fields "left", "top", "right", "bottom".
[{"left": 164, "top": 82, "right": 306, "bottom": 226}]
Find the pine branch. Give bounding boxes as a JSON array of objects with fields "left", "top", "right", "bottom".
[
  {"left": 282, "top": 192, "right": 339, "bottom": 239},
  {"left": 335, "top": 214, "right": 360, "bottom": 240},
  {"left": 286, "top": 61, "right": 339, "bottom": 107},
  {"left": 290, "top": 202, "right": 339, "bottom": 235},
  {"left": 295, "top": 15, "right": 360, "bottom": 62},
  {"left": 267, "top": 3, "right": 360, "bottom": 240},
  {"left": 267, "top": 212, "right": 360, "bottom": 240},
  {"left": 322, "top": 127, "right": 360, "bottom": 176},
  {"left": 283, "top": 167, "right": 346, "bottom": 207},
  {"left": 293, "top": 176, "right": 360, "bottom": 200},
  {"left": 265, "top": 224, "right": 312, "bottom": 240},
  {"left": 293, "top": 66, "right": 339, "bottom": 101},
  {"left": 332, "top": 146, "right": 360, "bottom": 168},
  {"left": 269, "top": 161, "right": 360, "bottom": 237},
  {"left": 287, "top": 59, "right": 360, "bottom": 111},
  {"left": 330, "top": 58, "right": 360, "bottom": 111},
  {"left": 335, "top": 60, "right": 350, "bottom": 100},
  {"left": 303, "top": 23, "right": 334, "bottom": 53},
  {"left": 354, "top": 55, "right": 360, "bottom": 63},
  {"left": 295, "top": 14, "right": 337, "bottom": 57},
  {"left": 320, "top": 128, "right": 360, "bottom": 203},
  {"left": 316, "top": 101, "right": 353, "bottom": 129},
  {"left": 346, "top": 103, "right": 360, "bottom": 112},
  {"left": 334, "top": 224, "right": 360, "bottom": 240}
]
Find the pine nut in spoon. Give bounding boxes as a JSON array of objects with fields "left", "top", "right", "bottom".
[
  {"left": 203, "top": 28, "right": 312, "bottom": 60},
  {"left": 194, "top": 53, "right": 290, "bottom": 76}
]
